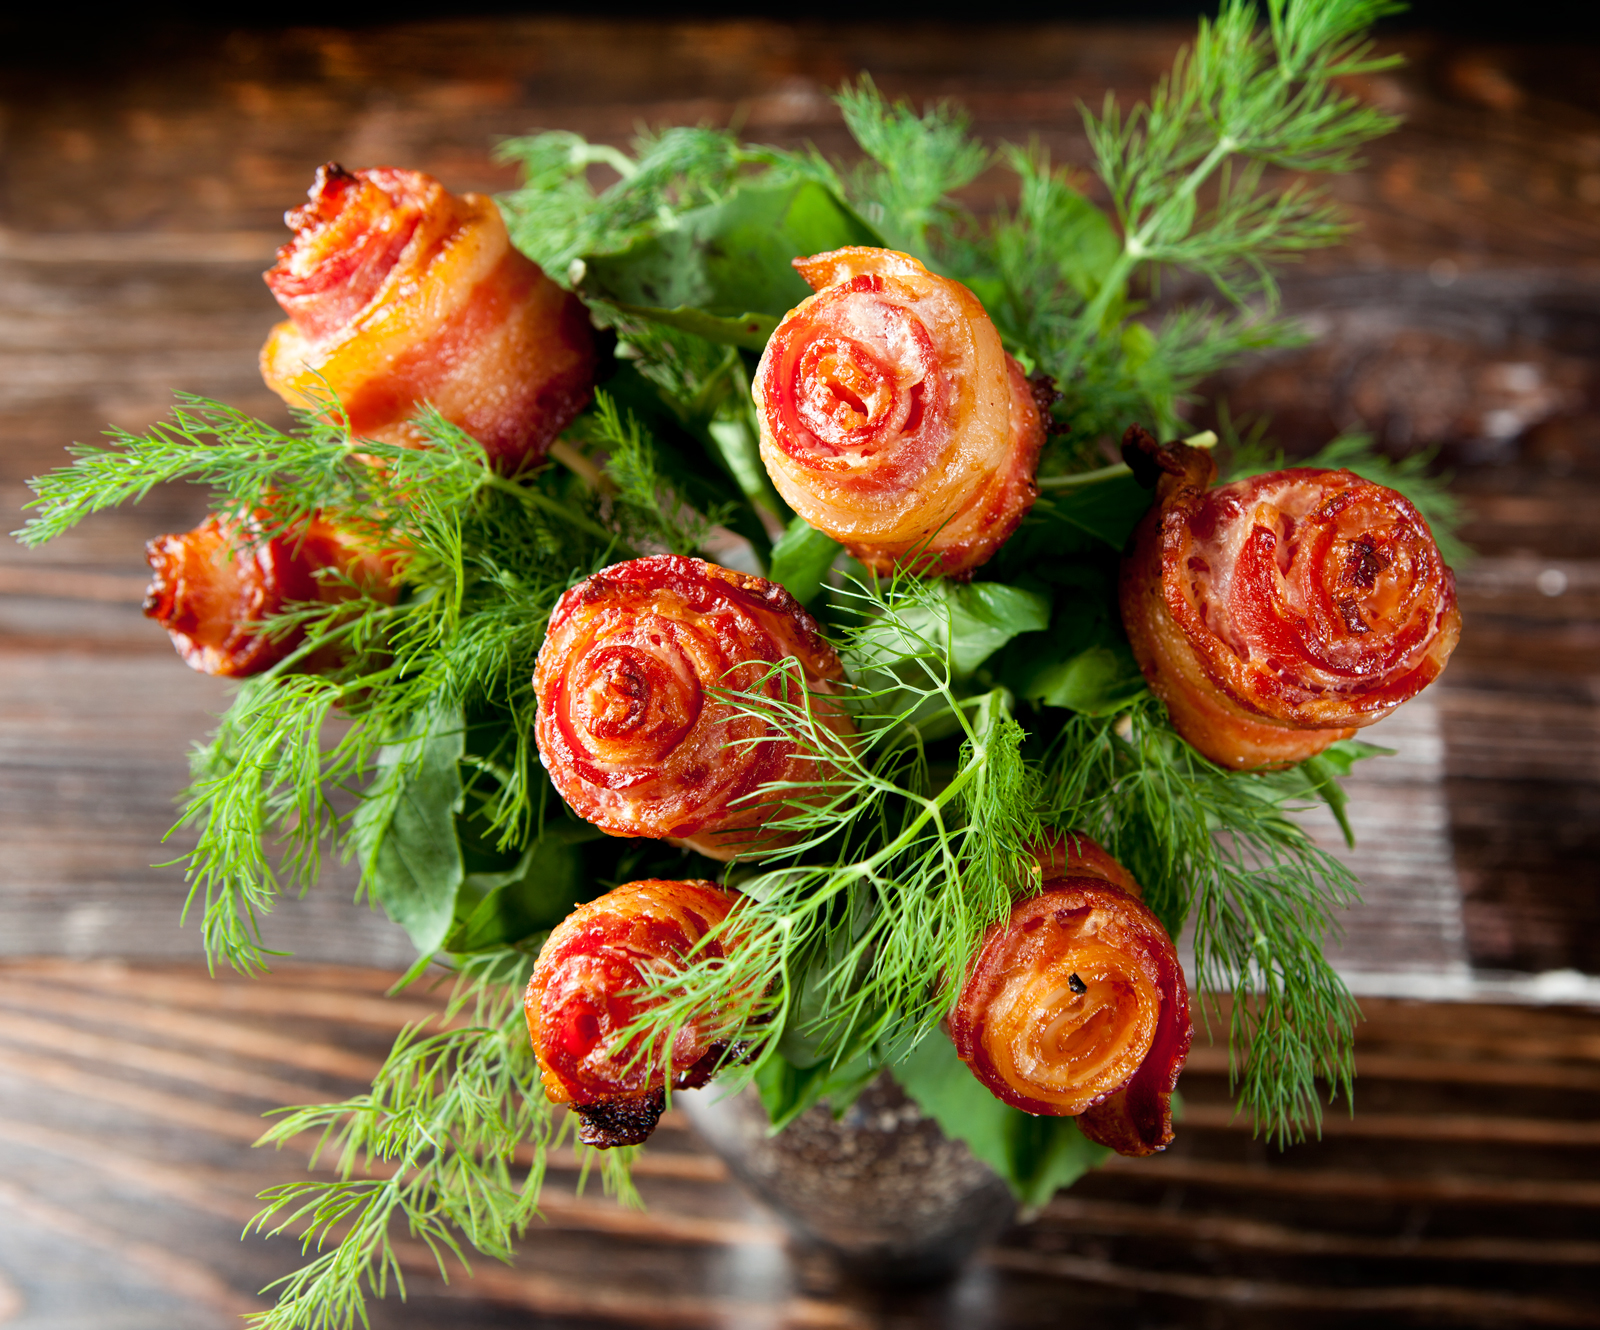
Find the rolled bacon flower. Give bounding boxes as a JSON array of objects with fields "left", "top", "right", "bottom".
[
  {"left": 144, "top": 512, "right": 395, "bottom": 678},
  {"left": 950, "top": 835, "right": 1191, "bottom": 1157},
  {"left": 752, "top": 247, "right": 1044, "bottom": 578},
  {"left": 524, "top": 878, "right": 744, "bottom": 1147},
  {"left": 261, "top": 163, "right": 597, "bottom": 472},
  {"left": 533, "top": 555, "right": 853, "bottom": 861},
  {"left": 1119, "top": 427, "right": 1462, "bottom": 770}
]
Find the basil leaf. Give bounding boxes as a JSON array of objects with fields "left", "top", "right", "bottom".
[
  {"left": 1023, "top": 643, "right": 1147, "bottom": 716},
  {"left": 351, "top": 703, "right": 466, "bottom": 957},
  {"left": 891, "top": 1032, "right": 1109, "bottom": 1208},
  {"left": 769, "top": 516, "right": 842, "bottom": 607},
  {"left": 577, "top": 179, "right": 883, "bottom": 349}
]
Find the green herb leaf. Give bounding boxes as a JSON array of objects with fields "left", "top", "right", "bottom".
[
  {"left": 769, "top": 516, "right": 843, "bottom": 607},
  {"left": 576, "top": 179, "right": 883, "bottom": 349},
  {"left": 444, "top": 833, "right": 588, "bottom": 954},
  {"left": 892, "top": 1032, "right": 1108, "bottom": 1208},
  {"left": 351, "top": 703, "right": 467, "bottom": 957}
]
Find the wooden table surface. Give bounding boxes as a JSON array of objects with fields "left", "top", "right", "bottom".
[{"left": 1, "top": 18, "right": 1598, "bottom": 1328}]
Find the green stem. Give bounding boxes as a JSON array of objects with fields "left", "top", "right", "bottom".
[{"left": 1065, "top": 132, "right": 1240, "bottom": 370}]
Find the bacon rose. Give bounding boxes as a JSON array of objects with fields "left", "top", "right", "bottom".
[
  {"left": 950, "top": 835, "right": 1191, "bottom": 1157},
  {"left": 533, "top": 555, "right": 853, "bottom": 861},
  {"left": 1119, "top": 427, "right": 1462, "bottom": 770},
  {"left": 525, "top": 878, "right": 744, "bottom": 1147},
  {"left": 261, "top": 163, "right": 596, "bottom": 472},
  {"left": 144, "top": 513, "right": 394, "bottom": 678},
  {"left": 753, "top": 247, "right": 1044, "bottom": 578}
]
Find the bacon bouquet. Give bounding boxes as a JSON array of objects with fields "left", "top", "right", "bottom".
[
  {"left": 533, "top": 554, "right": 854, "bottom": 861},
  {"left": 950, "top": 836, "right": 1192, "bottom": 1157},
  {"left": 524, "top": 878, "right": 745, "bottom": 1146},
  {"left": 20, "top": 51, "right": 1474, "bottom": 1300},
  {"left": 1119, "top": 427, "right": 1462, "bottom": 769},
  {"left": 261, "top": 164, "right": 597, "bottom": 472},
  {"left": 753, "top": 247, "right": 1045, "bottom": 578}
]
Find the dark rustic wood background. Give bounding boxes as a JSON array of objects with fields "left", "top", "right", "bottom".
[{"left": 1, "top": 17, "right": 1597, "bottom": 1328}]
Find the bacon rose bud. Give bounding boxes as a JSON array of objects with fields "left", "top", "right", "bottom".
[
  {"left": 753, "top": 247, "right": 1044, "bottom": 578},
  {"left": 261, "top": 163, "right": 596, "bottom": 472},
  {"left": 1119, "top": 427, "right": 1462, "bottom": 770},
  {"left": 143, "top": 513, "right": 395, "bottom": 678},
  {"left": 950, "top": 834, "right": 1191, "bottom": 1157},
  {"left": 533, "top": 555, "right": 853, "bottom": 861},
  {"left": 524, "top": 878, "right": 744, "bottom": 1147}
]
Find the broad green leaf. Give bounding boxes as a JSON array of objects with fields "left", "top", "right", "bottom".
[
  {"left": 1042, "top": 472, "right": 1155, "bottom": 551},
  {"left": 872, "top": 581, "right": 1051, "bottom": 680},
  {"left": 351, "top": 703, "right": 466, "bottom": 957},
  {"left": 769, "top": 516, "right": 842, "bottom": 607},
  {"left": 443, "top": 832, "right": 589, "bottom": 954},
  {"left": 891, "top": 1032, "right": 1108, "bottom": 1208},
  {"left": 577, "top": 179, "right": 884, "bottom": 349},
  {"left": 1023, "top": 643, "right": 1147, "bottom": 716},
  {"left": 755, "top": 1048, "right": 882, "bottom": 1132}
]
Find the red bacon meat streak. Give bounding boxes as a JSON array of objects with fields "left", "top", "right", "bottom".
[
  {"left": 143, "top": 513, "right": 395, "bottom": 678},
  {"left": 950, "top": 835, "right": 1192, "bottom": 1157},
  {"left": 1119, "top": 427, "right": 1462, "bottom": 770},
  {"left": 524, "top": 878, "right": 745, "bottom": 1147},
  {"left": 753, "top": 247, "right": 1045, "bottom": 578},
  {"left": 533, "top": 555, "right": 855, "bottom": 861},
  {"left": 261, "top": 163, "right": 596, "bottom": 472}
]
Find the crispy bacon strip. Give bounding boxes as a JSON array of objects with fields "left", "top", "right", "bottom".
[
  {"left": 143, "top": 513, "right": 394, "bottom": 678},
  {"left": 261, "top": 163, "right": 596, "bottom": 472},
  {"left": 950, "top": 835, "right": 1191, "bottom": 1157},
  {"left": 1119, "top": 427, "right": 1462, "bottom": 769},
  {"left": 753, "top": 247, "right": 1043, "bottom": 578},
  {"left": 524, "top": 878, "right": 743, "bottom": 1147},
  {"left": 533, "top": 555, "right": 853, "bottom": 861}
]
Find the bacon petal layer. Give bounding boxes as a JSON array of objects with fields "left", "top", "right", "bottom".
[
  {"left": 261, "top": 163, "right": 596, "bottom": 472},
  {"left": 753, "top": 247, "right": 1043, "bottom": 578},
  {"left": 1119, "top": 428, "right": 1462, "bottom": 769},
  {"left": 143, "top": 513, "right": 395, "bottom": 678},
  {"left": 533, "top": 555, "right": 853, "bottom": 861},
  {"left": 524, "top": 878, "right": 743, "bottom": 1147},
  {"left": 950, "top": 835, "right": 1191, "bottom": 1157}
]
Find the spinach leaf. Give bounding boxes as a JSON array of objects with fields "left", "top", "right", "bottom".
[
  {"left": 350, "top": 703, "right": 466, "bottom": 957},
  {"left": 891, "top": 1032, "right": 1108, "bottom": 1208},
  {"left": 1040, "top": 471, "right": 1154, "bottom": 551},
  {"left": 577, "top": 179, "right": 883, "bottom": 349}
]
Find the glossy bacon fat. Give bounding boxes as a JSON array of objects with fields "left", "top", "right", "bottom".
[
  {"left": 261, "top": 164, "right": 596, "bottom": 472},
  {"left": 1119, "top": 428, "right": 1462, "bottom": 769},
  {"left": 534, "top": 555, "right": 853, "bottom": 861},
  {"left": 144, "top": 513, "right": 394, "bottom": 678},
  {"left": 524, "top": 878, "right": 743, "bottom": 1147},
  {"left": 950, "top": 835, "right": 1191, "bottom": 1157},
  {"left": 753, "top": 247, "right": 1044, "bottom": 578}
]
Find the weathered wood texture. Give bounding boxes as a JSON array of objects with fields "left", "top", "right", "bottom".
[{"left": 0, "top": 960, "right": 1597, "bottom": 1330}]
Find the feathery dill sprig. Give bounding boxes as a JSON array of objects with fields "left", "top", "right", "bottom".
[
  {"left": 246, "top": 953, "right": 639, "bottom": 1330},
  {"left": 1040, "top": 698, "right": 1361, "bottom": 1144},
  {"left": 20, "top": 395, "right": 715, "bottom": 974}
]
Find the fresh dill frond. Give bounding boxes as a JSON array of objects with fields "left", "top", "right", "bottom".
[
  {"left": 246, "top": 953, "right": 636, "bottom": 1330},
  {"left": 834, "top": 74, "right": 990, "bottom": 258}
]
